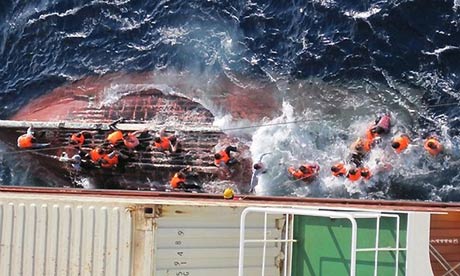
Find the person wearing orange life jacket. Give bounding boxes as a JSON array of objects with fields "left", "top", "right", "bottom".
[
  {"left": 331, "top": 162, "right": 347, "bottom": 177},
  {"left": 69, "top": 131, "right": 96, "bottom": 147},
  {"left": 70, "top": 132, "right": 85, "bottom": 146},
  {"left": 214, "top": 146, "right": 238, "bottom": 178},
  {"left": 87, "top": 147, "right": 105, "bottom": 164},
  {"left": 170, "top": 171, "right": 186, "bottom": 189},
  {"left": 106, "top": 130, "right": 124, "bottom": 146},
  {"left": 169, "top": 167, "right": 201, "bottom": 190},
  {"left": 214, "top": 146, "right": 238, "bottom": 167},
  {"left": 153, "top": 136, "right": 171, "bottom": 151},
  {"left": 391, "top": 134, "right": 410, "bottom": 153},
  {"left": 288, "top": 163, "right": 320, "bottom": 181},
  {"left": 100, "top": 150, "right": 119, "bottom": 168},
  {"left": 17, "top": 132, "right": 35, "bottom": 149},
  {"left": 346, "top": 167, "right": 361, "bottom": 181},
  {"left": 360, "top": 167, "right": 372, "bottom": 180},
  {"left": 152, "top": 128, "right": 181, "bottom": 153},
  {"left": 17, "top": 127, "right": 49, "bottom": 149},
  {"left": 424, "top": 136, "right": 443, "bottom": 156}
]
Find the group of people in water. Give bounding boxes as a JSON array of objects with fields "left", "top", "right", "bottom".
[
  {"left": 16, "top": 113, "right": 448, "bottom": 197},
  {"left": 216, "top": 113, "right": 448, "bottom": 198},
  {"left": 327, "top": 114, "right": 444, "bottom": 182}
]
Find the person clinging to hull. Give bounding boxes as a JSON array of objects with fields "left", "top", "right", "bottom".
[
  {"left": 69, "top": 131, "right": 96, "bottom": 148},
  {"left": 151, "top": 128, "right": 182, "bottom": 153},
  {"left": 214, "top": 145, "right": 238, "bottom": 178},
  {"left": 106, "top": 129, "right": 124, "bottom": 147},
  {"left": 169, "top": 167, "right": 201, "bottom": 191},
  {"left": 17, "top": 126, "right": 50, "bottom": 149}
]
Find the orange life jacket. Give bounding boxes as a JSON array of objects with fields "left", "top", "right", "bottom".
[
  {"left": 70, "top": 133, "right": 85, "bottom": 146},
  {"left": 424, "top": 137, "right": 443, "bottom": 156},
  {"left": 17, "top": 134, "right": 34, "bottom": 149},
  {"left": 89, "top": 147, "right": 104, "bottom": 162},
  {"left": 101, "top": 153, "right": 119, "bottom": 168},
  {"left": 331, "top": 163, "right": 347, "bottom": 177},
  {"left": 123, "top": 133, "right": 140, "bottom": 149},
  {"left": 154, "top": 137, "right": 171, "bottom": 150},
  {"left": 352, "top": 137, "right": 372, "bottom": 153},
  {"left": 170, "top": 173, "right": 186, "bottom": 189},
  {"left": 347, "top": 168, "right": 361, "bottom": 181},
  {"left": 214, "top": 150, "right": 230, "bottom": 166},
  {"left": 107, "top": 130, "right": 123, "bottom": 145},
  {"left": 392, "top": 135, "right": 410, "bottom": 153},
  {"left": 288, "top": 164, "right": 318, "bottom": 180},
  {"left": 360, "top": 167, "right": 372, "bottom": 180}
]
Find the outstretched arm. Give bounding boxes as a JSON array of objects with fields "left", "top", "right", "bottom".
[{"left": 257, "top": 152, "right": 272, "bottom": 163}]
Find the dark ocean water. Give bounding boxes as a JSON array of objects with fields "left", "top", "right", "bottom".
[{"left": 0, "top": 0, "right": 460, "bottom": 201}]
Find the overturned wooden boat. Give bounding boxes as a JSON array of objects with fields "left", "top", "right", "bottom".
[{"left": 0, "top": 88, "right": 253, "bottom": 191}]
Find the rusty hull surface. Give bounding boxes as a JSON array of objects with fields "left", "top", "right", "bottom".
[
  {"left": 2, "top": 84, "right": 255, "bottom": 189},
  {"left": 1, "top": 186, "right": 460, "bottom": 275}
]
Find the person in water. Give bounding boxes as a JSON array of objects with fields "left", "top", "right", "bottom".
[
  {"left": 391, "top": 134, "right": 410, "bottom": 154},
  {"left": 17, "top": 127, "right": 49, "bottom": 149},
  {"left": 331, "top": 162, "right": 347, "bottom": 177},
  {"left": 348, "top": 113, "right": 392, "bottom": 167},
  {"left": 346, "top": 167, "right": 361, "bottom": 182},
  {"left": 349, "top": 138, "right": 371, "bottom": 167},
  {"left": 249, "top": 153, "right": 270, "bottom": 193},
  {"left": 424, "top": 136, "right": 443, "bottom": 156},
  {"left": 359, "top": 167, "right": 372, "bottom": 180},
  {"left": 369, "top": 113, "right": 391, "bottom": 136},
  {"left": 287, "top": 163, "right": 320, "bottom": 181}
]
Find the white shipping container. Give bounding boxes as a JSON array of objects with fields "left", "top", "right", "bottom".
[{"left": 0, "top": 192, "right": 285, "bottom": 276}]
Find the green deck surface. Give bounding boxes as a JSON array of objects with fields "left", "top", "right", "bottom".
[{"left": 292, "top": 214, "right": 407, "bottom": 276}]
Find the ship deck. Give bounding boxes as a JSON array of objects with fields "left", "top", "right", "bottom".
[{"left": 1, "top": 186, "right": 460, "bottom": 275}]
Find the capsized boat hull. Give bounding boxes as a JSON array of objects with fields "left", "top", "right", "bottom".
[{"left": 1, "top": 87, "right": 253, "bottom": 190}]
